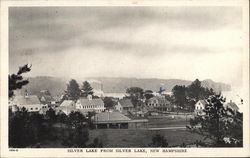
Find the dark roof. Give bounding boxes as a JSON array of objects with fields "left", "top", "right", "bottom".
[
  {"left": 94, "top": 112, "right": 131, "bottom": 122},
  {"left": 78, "top": 97, "right": 104, "bottom": 106},
  {"left": 119, "top": 99, "right": 134, "bottom": 108},
  {"left": 148, "top": 96, "right": 170, "bottom": 104},
  {"left": 12, "top": 95, "right": 41, "bottom": 105}
]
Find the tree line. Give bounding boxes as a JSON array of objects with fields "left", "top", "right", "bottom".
[
  {"left": 9, "top": 108, "right": 102, "bottom": 148},
  {"left": 61, "top": 79, "right": 94, "bottom": 101},
  {"left": 172, "top": 79, "right": 215, "bottom": 112}
]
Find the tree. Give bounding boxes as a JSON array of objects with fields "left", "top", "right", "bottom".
[
  {"left": 144, "top": 90, "right": 154, "bottom": 100},
  {"left": 62, "top": 124, "right": 89, "bottom": 148},
  {"left": 9, "top": 108, "right": 45, "bottom": 147},
  {"left": 186, "top": 79, "right": 214, "bottom": 102},
  {"left": 65, "top": 79, "right": 81, "bottom": 101},
  {"left": 149, "top": 134, "right": 168, "bottom": 147},
  {"left": 172, "top": 85, "right": 187, "bottom": 110},
  {"left": 126, "top": 87, "right": 144, "bottom": 107},
  {"left": 67, "top": 111, "right": 87, "bottom": 128},
  {"left": 188, "top": 94, "right": 243, "bottom": 147},
  {"left": 186, "top": 79, "right": 204, "bottom": 102},
  {"left": 45, "top": 108, "right": 57, "bottom": 122},
  {"left": 103, "top": 97, "right": 115, "bottom": 110},
  {"left": 81, "top": 81, "right": 93, "bottom": 97},
  {"left": 9, "top": 64, "right": 31, "bottom": 98}
]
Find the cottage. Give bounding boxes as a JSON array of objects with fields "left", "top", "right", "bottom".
[
  {"left": 115, "top": 98, "right": 134, "bottom": 115},
  {"left": 57, "top": 100, "right": 76, "bottom": 115},
  {"left": 10, "top": 94, "right": 48, "bottom": 114},
  {"left": 194, "top": 100, "right": 207, "bottom": 115},
  {"left": 75, "top": 95, "right": 105, "bottom": 115},
  {"left": 145, "top": 96, "right": 171, "bottom": 111},
  {"left": 38, "top": 90, "right": 56, "bottom": 106}
]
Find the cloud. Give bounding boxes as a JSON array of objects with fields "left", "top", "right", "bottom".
[{"left": 8, "top": 7, "right": 243, "bottom": 87}]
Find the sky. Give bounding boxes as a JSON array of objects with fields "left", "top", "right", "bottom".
[{"left": 9, "top": 7, "right": 243, "bottom": 87}]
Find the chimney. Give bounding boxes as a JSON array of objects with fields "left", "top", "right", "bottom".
[{"left": 87, "top": 94, "right": 92, "bottom": 100}]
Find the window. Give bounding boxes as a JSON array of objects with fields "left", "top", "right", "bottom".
[
  {"left": 31, "top": 108, "right": 33, "bottom": 110},
  {"left": 36, "top": 108, "right": 38, "bottom": 110}
]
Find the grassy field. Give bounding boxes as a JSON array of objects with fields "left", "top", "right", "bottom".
[
  {"left": 87, "top": 128, "right": 205, "bottom": 147},
  {"left": 86, "top": 115, "right": 204, "bottom": 147},
  {"left": 39, "top": 114, "right": 204, "bottom": 147},
  {"left": 147, "top": 114, "right": 193, "bottom": 128}
]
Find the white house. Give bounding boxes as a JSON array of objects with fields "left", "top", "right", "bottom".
[
  {"left": 75, "top": 95, "right": 105, "bottom": 114},
  {"left": 194, "top": 100, "right": 207, "bottom": 115},
  {"left": 57, "top": 100, "right": 76, "bottom": 115},
  {"left": 10, "top": 94, "right": 48, "bottom": 114}
]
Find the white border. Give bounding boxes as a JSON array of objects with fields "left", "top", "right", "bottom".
[{"left": 1, "top": 0, "right": 249, "bottom": 157}]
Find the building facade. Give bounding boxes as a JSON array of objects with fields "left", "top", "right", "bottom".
[
  {"left": 145, "top": 96, "right": 171, "bottom": 111},
  {"left": 194, "top": 100, "right": 207, "bottom": 115},
  {"left": 57, "top": 100, "right": 76, "bottom": 115},
  {"left": 92, "top": 111, "right": 148, "bottom": 129},
  {"left": 75, "top": 95, "right": 105, "bottom": 114},
  {"left": 115, "top": 98, "right": 134, "bottom": 115},
  {"left": 9, "top": 94, "right": 48, "bottom": 114}
]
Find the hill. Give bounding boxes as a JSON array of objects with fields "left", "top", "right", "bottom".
[
  {"left": 18, "top": 76, "right": 231, "bottom": 96},
  {"left": 89, "top": 77, "right": 231, "bottom": 93}
]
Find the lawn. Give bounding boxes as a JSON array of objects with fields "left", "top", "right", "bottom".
[
  {"left": 87, "top": 128, "right": 206, "bottom": 147},
  {"left": 38, "top": 114, "right": 205, "bottom": 148},
  {"left": 147, "top": 114, "right": 193, "bottom": 128},
  {"left": 86, "top": 114, "right": 204, "bottom": 147}
]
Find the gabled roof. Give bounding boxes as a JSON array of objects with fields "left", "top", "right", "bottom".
[
  {"left": 60, "top": 100, "right": 75, "bottom": 107},
  {"left": 38, "top": 90, "right": 55, "bottom": 102},
  {"left": 12, "top": 95, "right": 41, "bottom": 105},
  {"left": 78, "top": 97, "right": 104, "bottom": 106},
  {"left": 40, "top": 95, "right": 55, "bottom": 102},
  {"left": 148, "top": 96, "right": 170, "bottom": 104},
  {"left": 57, "top": 106, "right": 76, "bottom": 115},
  {"left": 119, "top": 99, "right": 134, "bottom": 108},
  {"left": 94, "top": 112, "right": 131, "bottom": 122},
  {"left": 197, "top": 100, "right": 207, "bottom": 106}
]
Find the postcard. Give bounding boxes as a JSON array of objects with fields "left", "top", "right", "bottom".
[{"left": 0, "top": 0, "right": 249, "bottom": 157}]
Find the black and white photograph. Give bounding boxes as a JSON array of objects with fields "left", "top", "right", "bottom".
[{"left": 1, "top": 0, "right": 249, "bottom": 157}]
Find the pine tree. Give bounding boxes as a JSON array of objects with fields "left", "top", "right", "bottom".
[
  {"left": 65, "top": 79, "right": 81, "bottom": 101},
  {"left": 9, "top": 64, "right": 32, "bottom": 98},
  {"left": 81, "top": 81, "right": 93, "bottom": 97},
  {"left": 188, "top": 94, "right": 243, "bottom": 147}
]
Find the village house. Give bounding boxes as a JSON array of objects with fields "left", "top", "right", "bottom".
[
  {"left": 56, "top": 100, "right": 76, "bottom": 115},
  {"left": 145, "top": 96, "right": 172, "bottom": 112},
  {"left": 9, "top": 94, "right": 48, "bottom": 114},
  {"left": 115, "top": 98, "right": 134, "bottom": 115},
  {"left": 194, "top": 100, "right": 207, "bottom": 115},
  {"left": 92, "top": 111, "right": 148, "bottom": 129},
  {"left": 75, "top": 95, "right": 105, "bottom": 115},
  {"left": 38, "top": 90, "right": 56, "bottom": 106}
]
